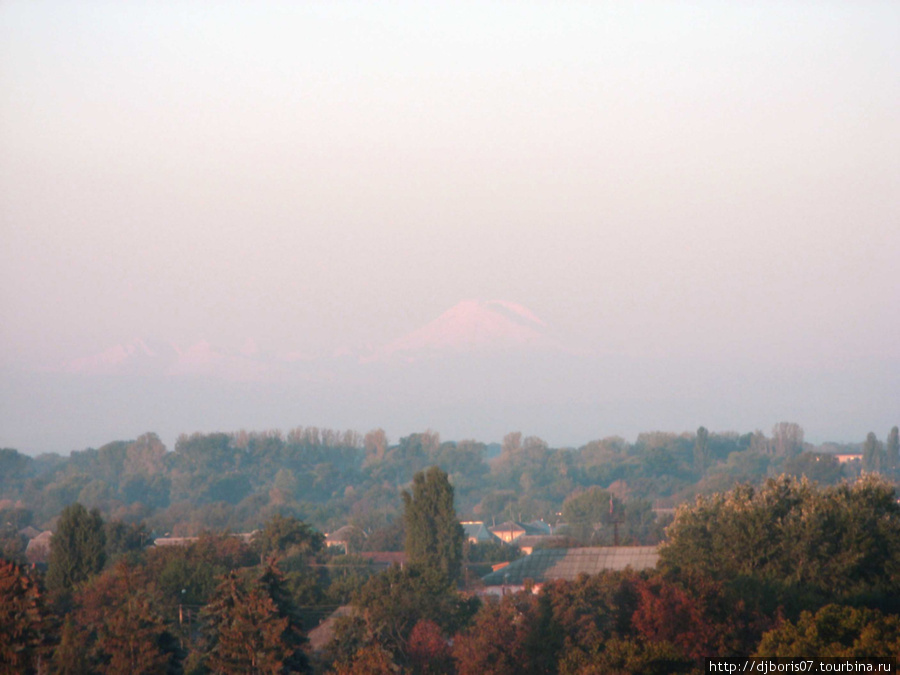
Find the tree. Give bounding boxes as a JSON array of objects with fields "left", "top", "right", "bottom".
[
  {"left": 453, "top": 591, "right": 555, "bottom": 675},
  {"left": 0, "top": 559, "right": 48, "bottom": 674},
  {"left": 363, "top": 429, "right": 389, "bottom": 467},
  {"left": 46, "top": 503, "right": 106, "bottom": 594},
  {"left": 105, "top": 520, "right": 150, "bottom": 562},
  {"left": 561, "top": 487, "right": 619, "bottom": 545},
  {"left": 407, "top": 619, "right": 453, "bottom": 675},
  {"left": 52, "top": 616, "right": 89, "bottom": 675},
  {"left": 862, "top": 432, "right": 884, "bottom": 473},
  {"left": 74, "top": 560, "right": 177, "bottom": 675},
  {"left": 771, "top": 422, "right": 804, "bottom": 458},
  {"left": 887, "top": 426, "right": 900, "bottom": 474},
  {"left": 782, "top": 452, "right": 843, "bottom": 485},
  {"left": 0, "top": 448, "right": 31, "bottom": 496},
  {"left": 252, "top": 515, "right": 324, "bottom": 563},
  {"left": 345, "top": 564, "right": 477, "bottom": 660},
  {"left": 754, "top": 604, "right": 900, "bottom": 658},
  {"left": 629, "top": 573, "right": 765, "bottom": 659},
  {"left": 202, "top": 566, "right": 308, "bottom": 674},
  {"left": 402, "top": 467, "right": 465, "bottom": 584},
  {"left": 660, "top": 475, "right": 900, "bottom": 611},
  {"left": 693, "top": 426, "right": 710, "bottom": 474},
  {"left": 123, "top": 432, "right": 167, "bottom": 476},
  {"left": 331, "top": 644, "right": 399, "bottom": 675}
]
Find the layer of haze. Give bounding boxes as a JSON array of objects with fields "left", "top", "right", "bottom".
[{"left": 1, "top": 3, "right": 898, "bottom": 453}]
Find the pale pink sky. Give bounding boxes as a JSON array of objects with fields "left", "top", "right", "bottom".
[{"left": 1, "top": 3, "right": 898, "bottom": 452}]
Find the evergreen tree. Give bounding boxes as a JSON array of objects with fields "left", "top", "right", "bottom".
[
  {"left": 202, "top": 568, "right": 308, "bottom": 674},
  {"left": 46, "top": 503, "right": 106, "bottom": 595},
  {"left": 258, "top": 563, "right": 310, "bottom": 673},
  {"left": 0, "top": 559, "right": 49, "bottom": 675},
  {"left": 402, "top": 466, "right": 465, "bottom": 584}
]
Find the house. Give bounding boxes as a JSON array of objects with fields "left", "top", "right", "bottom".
[
  {"left": 481, "top": 546, "right": 659, "bottom": 595},
  {"left": 835, "top": 453, "right": 863, "bottom": 464},
  {"left": 488, "top": 521, "right": 548, "bottom": 544},
  {"left": 153, "top": 532, "right": 256, "bottom": 547},
  {"left": 524, "top": 520, "right": 552, "bottom": 535},
  {"left": 153, "top": 537, "right": 200, "bottom": 547},
  {"left": 19, "top": 526, "right": 42, "bottom": 540},
  {"left": 652, "top": 498, "right": 677, "bottom": 519},
  {"left": 25, "top": 531, "right": 53, "bottom": 564},
  {"left": 514, "top": 535, "right": 570, "bottom": 556},
  {"left": 325, "top": 525, "right": 364, "bottom": 554},
  {"left": 307, "top": 605, "right": 354, "bottom": 652},
  {"left": 461, "top": 521, "right": 501, "bottom": 544}
]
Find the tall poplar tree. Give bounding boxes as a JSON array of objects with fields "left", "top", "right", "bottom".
[
  {"left": 693, "top": 426, "right": 709, "bottom": 474},
  {"left": 886, "top": 426, "right": 900, "bottom": 474},
  {"left": 402, "top": 466, "right": 465, "bottom": 584},
  {"left": 862, "top": 432, "right": 884, "bottom": 473}
]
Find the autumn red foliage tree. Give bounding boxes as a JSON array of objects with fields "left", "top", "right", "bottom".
[
  {"left": 453, "top": 592, "right": 544, "bottom": 675},
  {"left": 330, "top": 643, "right": 399, "bottom": 675},
  {"left": 0, "top": 559, "right": 49, "bottom": 675},
  {"left": 407, "top": 619, "right": 453, "bottom": 675},
  {"left": 74, "top": 560, "right": 178, "bottom": 675}
]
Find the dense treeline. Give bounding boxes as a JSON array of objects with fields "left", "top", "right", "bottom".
[
  {"left": 4, "top": 471, "right": 900, "bottom": 673},
  {"left": 2, "top": 423, "right": 895, "bottom": 553}
]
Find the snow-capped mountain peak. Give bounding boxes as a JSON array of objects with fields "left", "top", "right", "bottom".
[{"left": 364, "top": 299, "right": 562, "bottom": 362}]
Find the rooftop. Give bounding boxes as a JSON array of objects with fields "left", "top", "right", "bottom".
[{"left": 481, "top": 546, "right": 659, "bottom": 586}]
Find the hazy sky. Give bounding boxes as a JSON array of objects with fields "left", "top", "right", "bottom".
[{"left": 1, "top": 3, "right": 898, "bottom": 451}]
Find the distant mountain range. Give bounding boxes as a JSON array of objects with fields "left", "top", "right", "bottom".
[{"left": 56, "top": 300, "right": 576, "bottom": 380}]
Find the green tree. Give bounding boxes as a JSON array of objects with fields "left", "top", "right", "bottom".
[
  {"left": 402, "top": 466, "right": 465, "bottom": 584},
  {"left": 0, "top": 448, "right": 31, "bottom": 496},
  {"left": 52, "top": 616, "right": 89, "bottom": 675},
  {"left": 782, "top": 452, "right": 843, "bottom": 485},
  {"left": 660, "top": 475, "right": 900, "bottom": 611},
  {"left": 145, "top": 532, "right": 256, "bottom": 608},
  {"left": 561, "top": 486, "right": 619, "bottom": 545},
  {"left": 862, "top": 431, "right": 884, "bottom": 473},
  {"left": 754, "top": 604, "right": 900, "bottom": 658},
  {"left": 335, "top": 564, "right": 478, "bottom": 663},
  {"left": 252, "top": 515, "right": 324, "bottom": 563},
  {"left": 694, "top": 426, "right": 710, "bottom": 474},
  {"left": 46, "top": 503, "right": 106, "bottom": 595},
  {"left": 104, "top": 520, "right": 150, "bottom": 562},
  {"left": 886, "top": 426, "right": 899, "bottom": 474}
]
